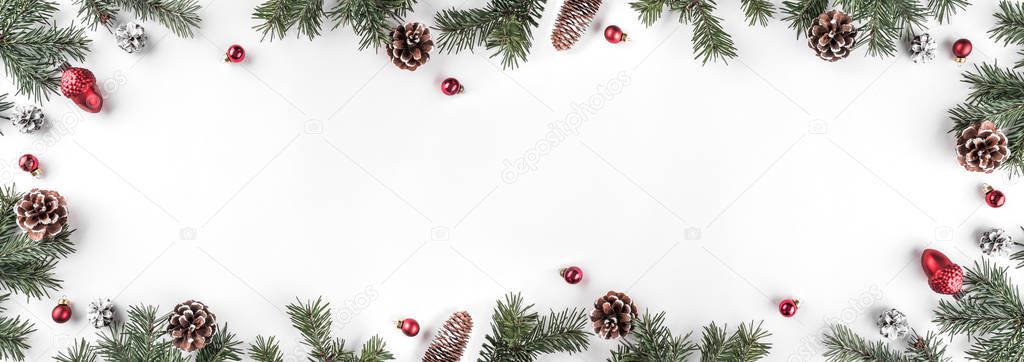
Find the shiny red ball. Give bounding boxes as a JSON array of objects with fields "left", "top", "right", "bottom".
[
  {"left": 225, "top": 44, "right": 246, "bottom": 63},
  {"left": 397, "top": 318, "right": 419, "bottom": 336},
  {"left": 18, "top": 154, "right": 39, "bottom": 176},
  {"left": 604, "top": 25, "right": 627, "bottom": 44},
  {"left": 560, "top": 266, "right": 583, "bottom": 284},
  {"left": 952, "top": 38, "right": 972, "bottom": 60},
  {"left": 441, "top": 78, "right": 463, "bottom": 96},
  {"left": 778, "top": 299, "right": 799, "bottom": 317},
  {"left": 52, "top": 302, "right": 71, "bottom": 323},
  {"left": 986, "top": 189, "right": 1006, "bottom": 208}
]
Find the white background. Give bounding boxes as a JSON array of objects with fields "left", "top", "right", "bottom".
[{"left": 2, "top": 0, "right": 1022, "bottom": 361}]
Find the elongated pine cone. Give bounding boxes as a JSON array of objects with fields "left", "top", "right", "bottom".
[
  {"left": 808, "top": 10, "right": 857, "bottom": 62},
  {"left": 167, "top": 300, "right": 218, "bottom": 352},
  {"left": 590, "top": 291, "right": 638, "bottom": 339},
  {"left": 14, "top": 189, "right": 68, "bottom": 241},
  {"left": 551, "top": 0, "right": 602, "bottom": 51},
  {"left": 423, "top": 311, "right": 473, "bottom": 362},
  {"left": 956, "top": 121, "right": 1010, "bottom": 173},
  {"left": 387, "top": 22, "right": 433, "bottom": 71}
]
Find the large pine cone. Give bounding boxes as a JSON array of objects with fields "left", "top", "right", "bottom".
[
  {"left": 551, "top": 0, "right": 602, "bottom": 51},
  {"left": 167, "top": 300, "right": 218, "bottom": 352},
  {"left": 590, "top": 291, "right": 638, "bottom": 339},
  {"left": 387, "top": 22, "right": 433, "bottom": 71},
  {"left": 423, "top": 311, "right": 473, "bottom": 362},
  {"left": 14, "top": 189, "right": 68, "bottom": 241},
  {"left": 808, "top": 10, "right": 857, "bottom": 62},
  {"left": 956, "top": 121, "right": 1010, "bottom": 173}
]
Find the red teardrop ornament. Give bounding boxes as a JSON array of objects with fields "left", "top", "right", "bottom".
[
  {"left": 921, "top": 249, "right": 963, "bottom": 295},
  {"left": 60, "top": 67, "right": 103, "bottom": 113}
]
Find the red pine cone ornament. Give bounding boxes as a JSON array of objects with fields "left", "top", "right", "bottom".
[
  {"left": 60, "top": 67, "right": 103, "bottom": 113},
  {"left": 922, "top": 249, "right": 963, "bottom": 295}
]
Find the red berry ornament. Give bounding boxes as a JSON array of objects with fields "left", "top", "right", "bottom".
[
  {"left": 604, "top": 25, "right": 628, "bottom": 44},
  {"left": 922, "top": 249, "right": 963, "bottom": 295},
  {"left": 778, "top": 299, "right": 799, "bottom": 317},
  {"left": 560, "top": 266, "right": 583, "bottom": 284},
  {"left": 224, "top": 44, "right": 246, "bottom": 63},
  {"left": 397, "top": 318, "right": 419, "bottom": 336},
  {"left": 441, "top": 78, "right": 463, "bottom": 96},
  {"left": 18, "top": 154, "right": 41, "bottom": 177},
  {"left": 52, "top": 297, "right": 72, "bottom": 323},
  {"left": 952, "top": 38, "right": 972, "bottom": 63},
  {"left": 60, "top": 67, "right": 103, "bottom": 113},
  {"left": 983, "top": 184, "right": 1006, "bottom": 208}
]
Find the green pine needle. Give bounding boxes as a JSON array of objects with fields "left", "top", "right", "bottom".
[
  {"left": 478, "top": 292, "right": 591, "bottom": 362},
  {"left": 991, "top": 1, "right": 1024, "bottom": 50},
  {"left": 434, "top": 0, "right": 546, "bottom": 69},
  {"left": 0, "top": 294, "right": 34, "bottom": 361},
  {"left": 249, "top": 336, "right": 285, "bottom": 362},
  {"left": 252, "top": 0, "right": 325, "bottom": 41},
  {"left": 195, "top": 324, "right": 244, "bottom": 362},
  {"left": 286, "top": 297, "right": 395, "bottom": 361},
  {"left": 823, "top": 324, "right": 907, "bottom": 362},
  {"left": 948, "top": 63, "right": 1024, "bottom": 177},
  {"left": 629, "top": 0, "right": 738, "bottom": 64},
  {"left": 73, "top": 0, "right": 118, "bottom": 31},
  {"left": 934, "top": 259, "right": 1024, "bottom": 361},
  {"left": 113, "top": 0, "right": 201, "bottom": 37},
  {"left": 780, "top": 0, "right": 828, "bottom": 37},
  {"left": 328, "top": 0, "right": 414, "bottom": 51},
  {"left": 54, "top": 339, "right": 98, "bottom": 362},
  {"left": 741, "top": 0, "right": 775, "bottom": 26},
  {"left": 928, "top": 0, "right": 969, "bottom": 23},
  {"left": 609, "top": 312, "right": 696, "bottom": 362},
  {"left": 0, "top": 0, "right": 91, "bottom": 101}
]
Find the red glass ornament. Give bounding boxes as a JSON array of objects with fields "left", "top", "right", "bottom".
[
  {"left": 778, "top": 299, "right": 799, "bottom": 318},
  {"left": 60, "top": 67, "right": 103, "bottom": 113},
  {"left": 52, "top": 297, "right": 71, "bottom": 323},
  {"left": 922, "top": 249, "right": 963, "bottom": 295},
  {"left": 560, "top": 266, "right": 583, "bottom": 284},
  {"left": 952, "top": 38, "right": 972, "bottom": 63},
  {"left": 604, "top": 25, "right": 628, "bottom": 44},
  {"left": 441, "top": 78, "right": 463, "bottom": 96},
  {"left": 18, "top": 154, "right": 41, "bottom": 177},
  {"left": 983, "top": 184, "right": 1006, "bottom": 208},
  {"left": 397, "top": 318, "right": 419, "bottom": 336},
  {"left": 224, "top": 44, "right": 246, "bottom": 63}
]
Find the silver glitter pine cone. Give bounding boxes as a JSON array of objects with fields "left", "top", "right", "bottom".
[
  {"left": 979, "top": 228, "right": 1013, "bottom": 256},
  {"left": 87, "top": 298, "right": 115, "bottom": 328},
  {"left": 910, "top": 33, "right": 936, "bottom": 63},
  {"left": 9, "top": 104, "right": 45, "bottom": 134},
  {"left": 877, "top": 308, "right": 909, "bottom": 340},
  {"left": 115, "top": 22, "right": 147, "bottom": 54}
]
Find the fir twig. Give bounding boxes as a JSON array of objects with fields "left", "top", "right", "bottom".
[
  {"left": 95, "top": 304, "right": 175, "bottom": 361},
  {"left": 195, "top": 324, "right": 243, "bottom": 362},
  {"left": 54, "top": 339, "right": 98, "bottom": 362},
  {"left": 113, "top": 0, "right": 201, "bottom": 37},
  {"left": 248, "top": 336, "right": 284, "bottom": 362},
  {"left": 286, "top": 297, "right": 394, "bottom": 361},
  {"left": 741, "top": 0, "right": 775, "bottom": 26},
  {"left": 823, "top": 324, "right": 907, "bottom": 362},
  {"left": 948, "top": 63, "right": 1024, "bottom": 176},
  {"left": 72, "top": 0, "right": 118, "bottom": 31},
  {"left": 0, "top": 294, "right": 33, "bottom": 361},
  {"left": 433, "top": 0, "right": 545, "bottom": 69},
  {"left": 0, "top": 94, "right": 11, "bottom": 115},
  {"left": 934, "top": 259, "right": 1024, "bottom": 361},
  {"left": 252, "top": 0, "right": 326, "bottom": 41},
  {"left": 0, "top": 185, "right": 76, "bottom": 299},
  {"left": 780, "top": 0, "right": 828, "bottom": 37},
  {"left": 928, "top": 0, "right": 968, "bottom": 23},
  {"left": 0, "top": 0, "right": 91, "bottom": 101},
  {"left": 991, "top": 0, "right": 1024, "bottom": 69},
  {"left": 478, "top": 293, "right": 590, "bottom": 362},
  {"left": 327, "top": 0, "right": 413, "bottom": 51},
  {"left": 629, "top": 0, "right": 738, "bottom": 64},
  {"left": 608, "top": 311, "right": 696, "bottom": 362}
]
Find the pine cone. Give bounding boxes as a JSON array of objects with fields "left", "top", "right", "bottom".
[
  {"left": 14, "top": 189, "right": 68, "bottom": 241},
  {"left": 910, "top": 33, "right": 936, "bottom": 63},
  {"left": 979, "top": 228, "right": 1013, "bottom": 256},
  {"left": 9, "top": 104, "right": 45, "bottom": 134},
  {"left": 167, "top": 300, "right": 218, "bottom": 352},
  {"left": 87, "top": 298, "right": 115, "bottom": 329},
  {"left": 115, "top": 22, "right": 147, "bottom": 54},
  {"left": 956, "top": 121, "right": 1010, "bottom": 173},
  {"left": 876, "top": 308, "right": 909, "bottom": 340},
  {"left": 387, "top": 22, "right": 433, "bottom": 71},
  {"left": 590, "top": 291, "right": 638, "bottom": 339},
  {"left": 423, "top": 311, "right": 473, "bottom": 362},
  {"left": 551, "top": 0, "right": 602, "bottom": 51},
  {"left": 807, "top": 10, "right": 857, "bottom": 62}
]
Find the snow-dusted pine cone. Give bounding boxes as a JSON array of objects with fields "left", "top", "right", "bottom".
[
  {"left": 955, "top": 121, "right": 1010, "bottom": 173},
  {"left": 386, "top": 22, "right": 433, "bottom": 71},
  {"left": 115, "top": 22, "right": 147, "bottom": 54},
  {"left": 877, "top": 308, "right": 909, "bottom": 340},
  {"left": 423, "top": 311, "right": 473, "bottom": 362},
  {"left": 14, "top": 189, "right": 68, "bottom": 241},
  {"left": 910, "top": 33, "right": 936, "bottom": 63},
  {"left": 590, "top": 291, "right": 638, "bottom": 339},
  {"left": 808, "top": 10, "right": 857, "bottom": 62},
  {"left": 551, "top": 0, "right": 602, "bottom": 51},
  {"left": 979, "top": 228, "right": 1013, "bottom": 256},
  {"left": 9, "top": 104, "right": 45, "bottom": 134},
  {"left": 167, "top": 300, "right": 218, "bottom": 352},
  {"left": 88, "top": 298, "right": 115, "bottom": 328}
]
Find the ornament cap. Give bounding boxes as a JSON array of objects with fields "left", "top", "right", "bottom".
[
  {"left": 983, "top": 183, "right": 994, "bottom": 193},
  {"left": 58, "top": 296, "right": 69, "bottom": 305}
]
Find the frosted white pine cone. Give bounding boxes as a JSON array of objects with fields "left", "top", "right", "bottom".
[
  {"left": 116, "top": 22, "right": 147, "bottom": 54},
  {"left": 87, "top": 298, "right": 115, "bottom": 328}
]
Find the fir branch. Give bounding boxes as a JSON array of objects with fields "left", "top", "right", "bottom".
[
  {"left": 948, "top": 63, "right": 1024, "bottom": 176},
  {"left": 195, "top": 324, "right": 243, "bottom": 362},
  {"left": 73, "top": 0, "right": 119, "bottom": 31},
  {"left": 688, "top": 0, "right": 738, "bottom": 64},
  {"left": 608, "top": 312, "right": 696, "bottom": 362},
  {"left": 0, "top": 186, "right": 76, "bottom": 299},
  {"left": 780, "top": 0, "right": 828, "bottom": 37},
  {"left": 434, "top": 0, "right": 545, "bottom": 69},
  {"left": 478, "top": 293, "right": 591, "bottom": 362},
  {"left": 723, "top": 321, "right": 771, "bottom": 362},
  {"left": 95, "top": 304, "right": 176, "bottom": 361},
  {"left": 286, "top": 298, "right": 394, "bottom": 362},
  {"left": 991, "top": 0, "right": 1024, "bottom": 58},
  {"left": 905, "top": 332, "right": 951, "bottom": 362},
  {"left": 54, "top": 339, "right": 98, "bottom": 362},
  {"left": 327, "top": 0, "right": 413, "bottom": 51},
  {"left": 0, "top": 294, "right": 33, "bottom": 361},
  {"left": 0, "top": 0, "right": 91, "bottom": 101},
  {"left": 630, "top": 0, "right": 666, "bottom": 26},
  {"left": 248, "top": 336, "right": 284, "bottom": 362},
  {"left": 741, "top": 0, "right": 775, "bottom": 26},
  {"left": 823, "top": 324, "right": 908, "bottom": 362},
  {"left": 355, "top": 335, "right": 394, "bottom": 362},
  {"left": 113, "top": 0, "right": 201, "bottom": 37},
  {"left": 928, "top": 0, "right": 968, "bottom": 23},
  {"left": 698, "top": 322, "right": 729, "bottom": 362},
  {"left": 934, "top": 259, "right": 1024, "bottom": 361},
  {"left": 252, "top": 0, "right": 325, "bottom": 41},
  {"left": 0, "top": 94, "right": 11, "bottom": 115}
]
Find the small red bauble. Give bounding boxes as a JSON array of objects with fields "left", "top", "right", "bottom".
[
  {"left": 60, "top": 67, "right": 103, "bottom": 113},
  {"left": 952, "top": 38, "right": 972, "bottom": 63},
  {"left": 441, "top": 78, "right": 463, "bottom": 96},
  {"left": 983, "top": 184, "right": 1006, "bottom": 208},
  {"left": 560, "top": 266, "right": 583, "bottom": 284},
  {"left": 18, "top": 154, "right": 41, "bottom": 177},
  {"left": 224, "top": 44, "right": 246, "bottom": 63},
  {"left": 397, "top": 318, "right": 419, "bottom": 336},
  {"left": 52, "top": 297, "right": 72, "bottom": 323},
  {"left": 778, "top": 299, "right": 799, "bottom": 317},
  {"left": 604, "top": 25, "right": 628, "bottom": 44},
  {"left": 922, "top": 249, "right": 963, "bottom": 295}
]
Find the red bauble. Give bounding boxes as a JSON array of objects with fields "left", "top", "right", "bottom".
[
  {"left": 18, "top": 154, "right": 40, "bottom": 177},
  {"left": 952, "top": 38, "right": 972, "bottom": 63},
  {"left": 560, "top": 266, "right": 583, "bottom": 284},
  {"left": 224, "top": 44, "right": 246, "bottom": 63},
  {"left": 778, "top": 299, "right": 799, "bottom": 317},
  {"left": 922, "top": 249, "right": 963, "bottom": 295},
  {"left": 397, "top": 318, "right": 419, "bottom": 336},
  {"left": 441, "top": 78, "right": 463, "bottom": 96},
  {"left": 983, "top": 184, "right": 1006, "bottom": 208},
  {"left": 60, "top": 67, "right": 103, "bottom": 113},
  {"left": 52, "top": 298, "right": 71, "bottom": 323},
  {"left": 604, "top": 25, "right": 628, "bottom": 44}
]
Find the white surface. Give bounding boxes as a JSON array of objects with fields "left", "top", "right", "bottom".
[{"left": 2, "top": 1, "right": 1022, "bottom": 361}]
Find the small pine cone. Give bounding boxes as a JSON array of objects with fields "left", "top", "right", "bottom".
[
  {"left": 979, "top": 228, "right": 1013, "bottom": 256},
  {"left": 876, "top": 308, "right": 909, "bottom": 340},
  {"left": 9, "top": 104, "right": 45, "bottom": 134},
  {"left": 115, "top": 22, "right": 147, "bottom": 54},
  {"left": 423, "top": 311, "right": 473, "bottom": 362},
  {"left": 14, "top": 189, "right": 68, "bottom": 241},
  {"left": 551, "top": 0, "right": 602, "bottom": 51},
  {"left": 910, "top": 33, "right": 936, "bottom": 63},
  {"left": 590, "top": 291, "right": 638, "bottom": 339},
  {"left": 807, "top": 10, "right": 857, "bottom": 62},
  {"left": 956, "top": 121, "right": 1010, "bottom": 173},
  {"left": 386, "top": 22, "right": 433, "bottom": 71},
  {"left": 167, "top": 300, "right": 218, "bottom": 352},
  {"left": 87, "top": 298, "right": 115, "bottom": 329}
]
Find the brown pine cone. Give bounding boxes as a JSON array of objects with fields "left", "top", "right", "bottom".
[
  {"left": 808, "top": 10, "right": 857, "bottom": 62},
  {"left": 590, "top": 291, "right": 638, "bottom": 339},
  {"left": 167, "top": 300, "right": 218, "bottom": 352},
  {"left": 956, "top": 120, "right": 1010, "bottom": 173},
  {"left": 14, "top": 188, "right": 68, "bottom": 241},
  {"left": 387, "top": 22, "right": 434, "bottom": 71},
  {"left": 423, "top": 311, "right": 473, "bottom": 362},
  {"left": 551, "top": 0, "right": 602, "bottom": 51}
]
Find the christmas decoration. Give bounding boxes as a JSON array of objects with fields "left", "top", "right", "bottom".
[
  {"left": 52, "top": 297, "right": 71, "bottom": 323},
  {"left": 806, "top": 10, "right": 857, "bottom": 62},
  {"left": 15, "top": 188, "right": 68, "bottom": 241},
  {"left": 561, "top": 266, "right": 583, "bottom": 284},
  {"left": 631, "top": 0, "right": 752, "bottom": 64},
  {"left": 922, "top": 249, "right": 963, "bottom": 295},
  {"left": 952, "top": 38, "right": 972, "bottom": 63},
  {"left": 386, "top": 23, "right": 433, "bottom": 71},
  {"left": 983, "top": 184, "right": 1006, "bottom": 208},
  {"left": 479, "top": 293, "right": 589, "bottom": 361},
  {"left": 9, "top": 104, "right": 45, "bottom": 134},
  {"left": 435, "top": 0, "right": 545, "bottom": 69},
  {"left": 609, "top": 312, "right": 771, "bottom": 362},
  {"left": 441, "top": 77, "right": 463, "bottom": 96},
  {"left": 992, "top": 1, "right": 1024, "bottom": 69},
  {"left": 778, "top": 299, "right": 799, "bottom": 318},
  {"left": 250, "top": 298, "right": 392, "bottom": 361},
  {"left": 604, "top": 25, "right": 627, "bottom": 44},
  {"left": 252, "top": 0, "right": 413, "bottom": 50},
  {"left": 423, "top": 311, "right": 473, "bottom": 362},
  {"left": 978, "top": 228, "right": 1013, "bottom": 256},
  {"left": 397, "top": 317, "right": 419, "bottom": 337},
  {"left": 551, "top": 0, "right": 602, "bottom": 51},
  {"left": 224, "top": 44, "right": 246, "bottom": 63},
  {"left": 167, "top": 300, "right": 218, "bottom": 352},
  {"left": 115, "top": 22, "right": 147, "bottom": 54},
  {"left": 949, "top": 64, "right": 1024, "bottom": 176},
  {"left": 74, "top": 0, "right": 201, "bottom": 37},
  {"left": 591, "top": 291, "right": 638, "bottom": 339},
  {"left": 18, "top": 154, "right": 41, "bottom": 177},
  {"left": 934, "top": 259, "right": 1024, "bottom": 360},
  {"left": 60, "top": 67, "right": 103, "bottom": 113},
  {"left": 876, "top": 308, "right": 909, "bottom": 340},
  {"left": 87, "top": 298, "right": 115, "bottom": 329},
  {"left": 0, "top": 0, "right": 90, "bottom": 101},
  {"left": 824, "top": 324, "right": 949, "bottom": 361},
  {"left": 910, "top": 33, "right": 936, "bottom": 63},
  {"left": 955, "top": 120, "right": 1010, "bottom": 174}
]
